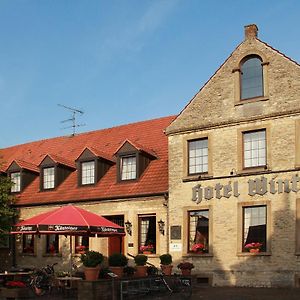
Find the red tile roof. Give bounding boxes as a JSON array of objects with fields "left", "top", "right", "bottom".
[
  {"left": 114, "top": 139, "right": 157, "bottom": 158},
  {"left": 9, "top": 160, "right": 40, "bottom": 173},
  {"left": 0, "top": 116, "right": 175, "bottom": 206},
  {"left": 80, "top": 147, "right": 116, "bottom": 163}
]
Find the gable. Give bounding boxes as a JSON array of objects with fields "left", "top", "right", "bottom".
[
  {"left": 166, "top": 25, "right": 300, "bottom": 135},
  {"left": 40, "top": 156, "right": 55, "bottom": 166}
]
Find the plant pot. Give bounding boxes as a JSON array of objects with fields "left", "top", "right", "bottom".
[
  {"left": 161, "top": 264, "right": 173, "bottom": 276},
  {"left": 84, "top": 265, "right": 100, "bottom": 281},
  {"left": 135, "top": 266, "right": 148, "bottom": 277},
  {"left": 143, "top": 251, "right": 152, "bottom": 254},
  {"left": 109, "top": 266, "right": 124, "bottom": 278},
  {"left": 181, "top": 269, "right": 192, "bottom": 276},
  {"left": 249, "top": 248, "right": 260, "bottom": 253}
]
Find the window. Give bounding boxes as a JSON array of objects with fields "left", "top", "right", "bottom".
[
  {"left": 243, "top": 205, "right": 266, "bottom": 252},
  {"left": 43, "top": 167, "right": 55, "bottom": 189},
  {"left": 243, "top": 130, "right": 266, "bottom": 168},
  {"left": 46, "top": 234, "right": 59, "bottom": 254},
  {"left": 75, "top": 236, "right": 89, "bottom": 254},
  {"left": 22, "top": 235, "right": 34, "bottom": 254},
  {"left": 121, "top": 156, "right": 137, "bottom": 180},
  {"left": 11, "top": 172, "right": 21, "bottom": 192},
  {"left": 81, "top": 161, "right": 95, "bottom": 185},
  {"left": 138, "top": 215, "right": 156, "bottom": 254},
  {"left": 188, "top": 139, "right": 208, "bottom": 175},
  {"left": 188, "top": 210, "right": 209, "bottom": 253},
  {"left": 241, "top": 56, "right": 263, "bottom": 100}
]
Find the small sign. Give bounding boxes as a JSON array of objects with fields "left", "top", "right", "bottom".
[
  {"left": 170, "top": 243, "right": 182, "bottom": 252},
  {"left": 107, "top": 272, "right": 118, "bottom": 278},
  {"left": 170, "top": 225, "right": 181, "bottom": 240},
  {"left": 128, "top": 243, "right": 134, "bottom": 248}
]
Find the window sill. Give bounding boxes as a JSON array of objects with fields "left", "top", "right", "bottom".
[
  {"left": 235, "top": 96, "right": 269, "bottom": 106},
  {"left": 238, "top": 167, "right": 270, "bottom": 175},
  {"left": 182, "top": 174, "right": 213, "bottom": 183},
  {"left": 182, "top": 253, "right": 213, "bottom": 258},
  {"left": 237, "top": 252, "right": 271, "bottom": 257}
]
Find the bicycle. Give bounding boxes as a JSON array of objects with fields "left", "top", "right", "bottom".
[
  {"left": 29, "top": 263, "right": 57, "bottom": 296},
  {"left": 151, "top": 271, "right": 192, "bottom": 299}
]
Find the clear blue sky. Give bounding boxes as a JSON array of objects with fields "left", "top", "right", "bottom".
[{"left": 1, "top": 0, "right": 299, "bottom": 148}]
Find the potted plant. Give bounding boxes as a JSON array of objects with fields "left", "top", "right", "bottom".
[
  {"left": 159, "top": 254, "right": 173, "bottom": 275},
  {"left": 134, "top": 254, "right": 148, "bottom": 277},
  {"left": 191, "top": 243, "right": 207, "bottom": 253},
  {"left": 177, "top": 262, "right": 194, "bottom": 276},
  {"left": 244, "top": 242, "right": 262, "bottom": 253},
  {"left": 81, "top": 250, "right": 103, "bottom": 281},
  {"left": 108, "top": 253, "right": 128, "bottom": 278}
]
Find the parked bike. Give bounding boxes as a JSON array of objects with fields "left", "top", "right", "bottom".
[{"left": 30, "top": 263, "right": 57, "bottom": 296}]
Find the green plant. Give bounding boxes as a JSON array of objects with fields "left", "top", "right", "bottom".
[
  {"left": 159, "top": 253, "right": 172, "bottom": 265},
  {"left": 134, "top": 254, "right": 148, "bottom": 266},
  {"left": 147, "top": 266, "right": 158, "bottom": 276},
  {"left": 80, "top": 250, "right": 103, "bottom": 268},
  {"left": 177, "top": 262, "right": 194, "bottom": 270},
  {"left": 108, "top": 253, "right": 128, "bottom": 267}
]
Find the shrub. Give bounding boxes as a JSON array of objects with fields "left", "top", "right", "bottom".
[
  {"left": 123, "top": 266, "right": 136, "bottom": 276},
  {"left": 134, "top": 254, "right": 148, "bottom": 266},
  {"left": 80, "top": 250, "right": 103, "bottom": 268},
  {"left": 108, "top": 253, "right": 128, "bottom": 267},
  {"left": 159, "top": 254, "right": 172, "bottom": 265},
  {"left": 177, "top": 262, "right": 195, "bottom": 270}
]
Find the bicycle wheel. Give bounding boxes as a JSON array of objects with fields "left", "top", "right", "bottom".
[{"left": 173, "top": 278, "right": 192, "bottom": 299}]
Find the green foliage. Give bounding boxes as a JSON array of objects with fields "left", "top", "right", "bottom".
[
  {"left": 108, "top": 253, "right": 128, "bottom": 267},
  {"left": 0, "top": 174, "right": 17, "bottom": 247},
  {"left": 123, "top": 266, "right": 135, "bottom": 276},
  {"left": 159, "top": 253, "right": 172, "bottom": 265},
  {"left": 134, "top": 254, "right": 148, "bottom": 266},
  {"left": 80, "top": 250, "right": 104, "bottom": 267}
]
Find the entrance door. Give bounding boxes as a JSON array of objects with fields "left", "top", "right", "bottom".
[{"left": 106, "top": 215, "right": 124, "bottom": 255}]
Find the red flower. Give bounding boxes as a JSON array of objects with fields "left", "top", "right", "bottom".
[
  {"left": 192, "top": 243, "right": 205, "bottom": 252},
  {"left": 244, "top": 242, "right": 262, "bottom": 252}
]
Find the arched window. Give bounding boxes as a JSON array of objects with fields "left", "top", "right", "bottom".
[{"left": 241, "top": 56, "right": 263, "bottom": 100}]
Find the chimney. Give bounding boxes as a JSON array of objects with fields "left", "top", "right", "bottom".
[{"left": 244, "top": 24, "right": 258, "bottom": 39}]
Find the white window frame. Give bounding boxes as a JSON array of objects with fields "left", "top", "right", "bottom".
[
  {"left": 243, "top": 130, "right": 266, "bottom": 168},
  {"left": 81, "top": 161, "right": 95, "bottom": 185},
  {"left": 43, "top": 167, "right": 55, "bottom": 189},
  {"left": 11, "top": 172, "right": 21, "bottom": 192},
  {"left": 188, "top": 138, "right": 208, "bottom": 175},
  {"left": 121, "top": 156, "right": 137, "bottom": 180}
]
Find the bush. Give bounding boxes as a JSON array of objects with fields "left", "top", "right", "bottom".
[
  {"left": 177, "top": 262, "right": 194, "bottom": 270},
  {"left": 80, "top": 250, "right": 103, "bottom": 268},
  {"left": 134, "top": 254, "right": 148, "bottom": 266},
  {"left": 159, "top": 254, "right": 172, "bottom": 265},
  {"left": 108, "top": 253, "right": 128, "bottom": 267}
]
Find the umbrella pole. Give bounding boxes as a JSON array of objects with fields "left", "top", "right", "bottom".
[{"left": 70, "top": 235, "right": 73, "bottom": 276}]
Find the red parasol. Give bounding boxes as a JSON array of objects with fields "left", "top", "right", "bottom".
[{"left": 11, "top": 204, "right": 125, "bottom": 236}]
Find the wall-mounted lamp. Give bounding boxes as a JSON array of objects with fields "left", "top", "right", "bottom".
[
  {"left": 157, "top": 219, "right": 165, "bottom": 235},
  {"left": 125, "top": 220, "right": 132, "bottom": 236},
  {"left": 230, "top": 168, "right": 237, "bottom": 176}
]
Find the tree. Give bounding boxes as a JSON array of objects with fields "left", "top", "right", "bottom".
[{"left": 0, "top": 174, "right": 17, "bottom": 247}]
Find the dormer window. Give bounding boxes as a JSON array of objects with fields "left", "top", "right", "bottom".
[
  {"left": 115, "top": 140, "right": 157, "bottom": 182},
  {"left": 7, "top": 160, "right": 39, "bottom": 193},
  {"left": 43, "top": 167, "right": 55, "bottom": 189},
  {"left": 81, "top": 161, "right": 95, "bottom": 185},
  {"left": 76, "top": 147, "right": 115, "bottom": 187},
  {"left": 11, "top": 172, "right": 21, "bottom": 193},
  {"left": 39, "top": 154, "right": 75, "bottom": 191},
  {"left": 121, "top": 156, "right": 137, "bottom": 180}
]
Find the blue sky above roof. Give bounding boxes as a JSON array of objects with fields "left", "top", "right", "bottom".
[{"left": 0, "top": 0, "right": 299, "bottom": 148}]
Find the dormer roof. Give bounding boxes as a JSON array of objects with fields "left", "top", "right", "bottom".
[
  {"left": 7, "top": 160, "right": 39, "bottom": 174},
  {"left": 39, "top": 154, "right": 76, "bottom": 169}
]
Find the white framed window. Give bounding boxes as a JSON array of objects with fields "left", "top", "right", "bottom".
[
  {"left": 81, "top": 161, "right": 95, "bottom": 185},
  {"left": 243, "top": 130, "right": 266, "bottom": 168},
  {"left": 243, "top": 205, "right": 267, "bottom": 252},
  {"left": 121, "top": 156, "right": 136, "bottom": 180},
  {"left": 188, "top": 138, "right": 208, "bottom": 175},
  {"left": 43, "top": 167, "right": 55, "bottom": 189},
  {"left": 11, "top": 172, "right": 21, "bottom": 192}
]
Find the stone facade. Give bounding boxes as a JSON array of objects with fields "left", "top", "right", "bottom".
[{"left": 166, "top": 25, "right": 300, "bottom": 287}]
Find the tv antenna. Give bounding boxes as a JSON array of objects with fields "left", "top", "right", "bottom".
[{"left": 58, "top": 104, "right": 85, "bottom": 136}]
